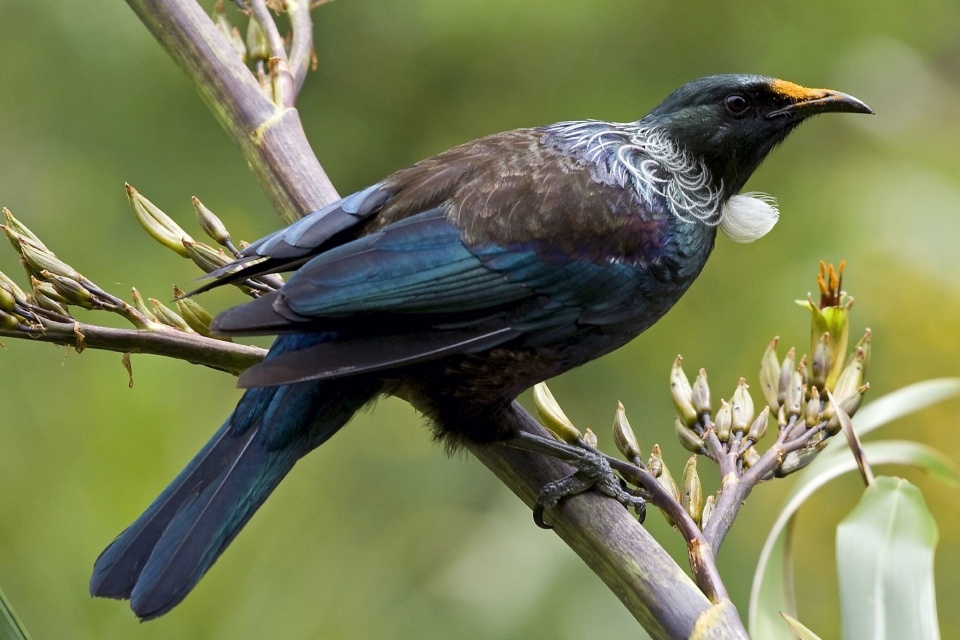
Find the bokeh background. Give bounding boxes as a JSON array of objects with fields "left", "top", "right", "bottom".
[{"left": 1, "top": 1, "right": 959, "bottom": 638}]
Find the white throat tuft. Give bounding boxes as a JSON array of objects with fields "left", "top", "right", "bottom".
[{"left": 719, "top": 193, "right": 780, "bottom": 243}]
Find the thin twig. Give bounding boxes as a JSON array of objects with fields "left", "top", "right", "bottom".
[
  {"left": 286, "top": 0, "right": 315, "bottom": 95},
  {"left": 248, "top": 0, "right": 295, "bottom": 106},
  {"left": 0, "top": 320, "right": 265, "bottom": 374}
]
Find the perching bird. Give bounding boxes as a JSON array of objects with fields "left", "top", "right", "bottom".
[{"left": 90, "top": 74, "right": 872, "bottom": 619}]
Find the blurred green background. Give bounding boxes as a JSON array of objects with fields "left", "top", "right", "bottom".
[{"left": 1, "top": 1, "right": 959, "bottom": 638}]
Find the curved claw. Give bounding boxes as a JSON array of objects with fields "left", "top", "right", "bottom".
[
  {"left": 533, "top": 502, "right": 553, "bottom": 529},
  {"left": 634, "top": 500, "right": 647, "bottom": 525}
]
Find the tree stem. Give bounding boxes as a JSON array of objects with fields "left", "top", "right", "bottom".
[
  {"left": 125, "top": 0, "right": 339, "bottom": 222},
  {"left": 467, "top": 403, "right": 748, "bottom": 639}
]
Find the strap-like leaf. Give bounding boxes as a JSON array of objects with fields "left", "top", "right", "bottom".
[
  {"left": 748, "top": 441, "right": 957, "bottom": 638},
  {"left": 0, "top": 585, "right": 31, "bottom": 640},
  {"left": 780, "top": 612, "right": 825, "bottom": 640},
  {"left": 837, "top": 477, "right": 939, "bottom": 640}
]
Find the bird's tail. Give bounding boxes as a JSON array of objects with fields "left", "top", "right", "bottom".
[{"left": 89, "top": 377, "right": 377, "bottom": 620}]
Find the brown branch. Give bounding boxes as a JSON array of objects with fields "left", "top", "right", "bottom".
[
  {"left": 248, "top": 0, "right": 295, "bottom": 107},
  {"left": 0, "top": 320, "right": 265, "bottom": 374},
  {"left": 468, "top": 405, "right": 748, "bottom": 639},
  {"left": 286, "top": 0, "right": 316, "bottom": 95},
  {"left": 125, "top": 0, "right": 339, "bottom": 222},
  {"left": 575, "top": 443, "right": 730, "bottom": 604}
]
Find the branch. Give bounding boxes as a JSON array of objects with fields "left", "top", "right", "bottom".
[
  {"left": 0, "top": 320, "right": 264, "bottom": 374},
  {"left": 125, "top": 0, "right": 339, "bottom": 222},
  {"left": 286, "top": 0, "right": 316, "bottom": 95},
  {"left": 467, "top": 405, "right": 748, "bottom": 639}
]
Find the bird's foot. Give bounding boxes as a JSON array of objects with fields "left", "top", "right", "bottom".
[
  {"left": 504, "top": 431, "right": 646, "bottom": 529},
  {"left": 532, "top": 450, "right": 646, "bottom": 528}
]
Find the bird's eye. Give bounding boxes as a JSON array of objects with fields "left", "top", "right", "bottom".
[{"left": 724, "top": 93, "right": 751, "bottom": 117}]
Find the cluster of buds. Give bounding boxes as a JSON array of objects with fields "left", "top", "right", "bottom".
[
  {"left": 0, "top": 185, "right": 278, "bottom": 340},
  {"left": 0, "top": 207, "right": 132, "bottom": 328},
  {"left": 605, "top": 262, "right": 871, "bottom": 532},
  {"left": 211, "top": 0, "right": 319, "bottom": 103},
  {"left": 514, "top": 263, "right": 873, "bottom": 538},
  {"left": 0, "top": 268, "right": 31, "bottom": 331},
  {"left": 128, "top": 184, "right": 282, "bottom": 297},
  {"left": 669, "top": 262, "right": 870, "bottom": 502}
]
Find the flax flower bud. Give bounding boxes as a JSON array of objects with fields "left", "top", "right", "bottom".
[
  {"left": 0, "top": 310, "right": 21, "bottom": 330},
  {"left": 700, "top": 495, "right": 715, "bottom": 529},
  {"left": 825, "top": 384, "right": 869, "bottom": 435},
  {"left": 42, "top": 271, "right": 95, "bottom": 309},
  {"left": 183, "top": 239, "right": 231, "bottom": 273},
  {"left": 130, "top": 288, "right": 157, "bottom": 322},
  {"left": 651, "top": 445, "right": 679, "bottom": 503},
  {"left": 3, "top": 208, "right": 48, "bottom": 250},
  {"left": 759, "top": 337, "right": 781, "bottom": 410},
  {"left": 785, "top": 368, "right": 805, "bottom": 418},
  {"left": 797, "top": 261, "right": 852, "bottom": 390},
  {"left": 805, "top": 385, "right": 821, "bottom": 427},
  {"left": 681, "top": 456, "right": 703, "bottom": 524},
  {"left": 778, "top": 347, "right": 796, "bottom": 405},
  {"left": 612, "top": 402, "right": 641, "bottom": 461},
  {"left": 832, "top": 348, "right": 866, "bottom": 405},
  {"left": 675, "top": 417, "right": 704, "bottom": 454},
  {"left": 670, "top": 356, "right": 698, "bottom": 427},
  {"left": 0, "top": 271, "right": 27, "bottom": 302},
  {"left": 746, "top": 406, "right": 770, "bottom": 443},
  {"left": 691, "top": 368, "right": 711, "bottom": 416},
  {"left": 730, "top": 378, "right": 754, "bottom": 435},
  {"left": 128, "top": 183, "right": 194, "bottom": 258},
  {"left": 811, "top": 332, "right": 831, "bottom": 391},
  {"left": 533, "top": 382, "right": 581, "bottom": 444},
  {"left": 193, "top": 197, "right": 233, "bottom": 248},
  {"left": 742, "top": 446, "right": 761, "bottom": 469},
  {"left": 647, "top": 444, "right": 663, "bottom": 478},
  {"left": 150, "top": 298, "right": 193, "bottom": 332},
  {"left": 173, "top": 286, "right": 216, "bottom": 337},
  {"left": 715, "top": 399, "right": 732, "bottom": 442}
]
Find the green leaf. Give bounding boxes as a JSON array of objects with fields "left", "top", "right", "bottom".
[
  {"left": 847, "top": 378, "right": 960, "bottom": 437},
  {"left": 803, "top": 379, "right": 960, "bottom": 489},
  {"left": 780, "top": 612, "right": 825, "bottom": 640},
  {"left": 748, "top": 442, "right": 957, "bottom": 639},
  {"left": 0, "top": 585, "right": 30, "bottom": 640},
  {"left": 748, "top": 379, "right": 960, "bottom": 639},
  {"left": 837, "top": 477, "right": 939, "bottom": 640},
  {"left": 749, "top": 520, "right": 797, "bottom": 640}
]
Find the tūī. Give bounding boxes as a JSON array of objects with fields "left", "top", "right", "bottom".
[{"left": 89, "top": 74, "right": 872, "bottom": 619}]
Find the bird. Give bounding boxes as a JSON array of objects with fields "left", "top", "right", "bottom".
[{"left": 89, "top": 74, "right": 872, "bottom": 619}]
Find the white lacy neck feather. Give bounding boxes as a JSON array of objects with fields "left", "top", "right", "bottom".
[{"left": 544, "top": 120, "right": 780, "bottom": 242}]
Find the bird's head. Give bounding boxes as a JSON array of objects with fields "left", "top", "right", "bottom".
[{"left": 644, "top": 74, "right": 873, "bottom": 197}]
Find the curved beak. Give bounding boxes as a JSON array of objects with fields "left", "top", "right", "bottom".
[{"left": 766, "top": 86, "right": 874, "bottom": 119}]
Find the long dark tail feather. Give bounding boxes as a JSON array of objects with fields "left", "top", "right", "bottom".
[{"left": 89, "top": 378, "right": 376, "bottom": 620}]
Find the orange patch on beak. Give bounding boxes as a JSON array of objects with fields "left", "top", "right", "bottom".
[{"left": 769, "top": 79, "right": 827, "bottom": 102}]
